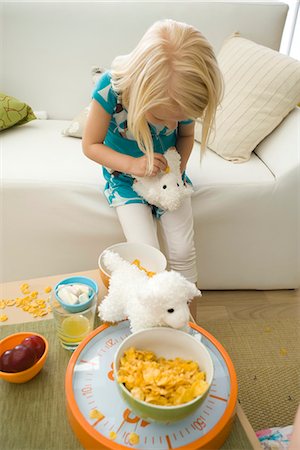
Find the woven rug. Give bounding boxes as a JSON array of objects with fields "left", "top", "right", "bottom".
[
  {"left": 0, "top": 320, "right": 82, "bottom": 450},
  {"left": 1, "top": 315, "right": 299, "bottom": 446},
  {"left": 203, "top": 317, "right": 300, "bottom": 431},
  {"left": 0, "top": 319, "right": 254, "bottom": 450}
]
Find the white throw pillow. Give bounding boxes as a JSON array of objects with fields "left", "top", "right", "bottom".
[
  {"left": 195, "top": 34, "right": 300, "bottom": 162},
  {"left": 62, "top": 105, "right": 91, "bottom": 138},
  {"left": 62, "top": 67, "right": 105, "bottom": 138}
]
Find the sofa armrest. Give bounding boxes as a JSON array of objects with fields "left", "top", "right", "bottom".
[{"left": 254, "top": 107, "right": 300, "bottom": 179}]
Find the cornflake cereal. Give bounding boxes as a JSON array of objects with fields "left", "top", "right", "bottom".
[
  {"left": 118, "top": 347, "right": 208, "bottom": 406},
  {"left": 0, "top": 283, "right": 52, "bottom": 320},
  {"left": 131, "top": 259, "right": 156, "bottom": 277},
  {"left": 129, "top": 433, "right": 140, "bottom": 445},
  {"left": 89, "top": 409, "right": 104, "bottom": 420},
  {"left": 109, "top": 431, "right": 117, "bottom": 440}
]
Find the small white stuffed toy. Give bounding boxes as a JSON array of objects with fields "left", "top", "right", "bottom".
[
  {"left": 132, "top": 147, "right": 193, "bottom": 211},
  {"left": 98, "top": 250, "right": 201, "bottom": 333}
]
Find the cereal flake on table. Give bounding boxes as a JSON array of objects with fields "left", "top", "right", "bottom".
[
  {"left": 0, "top": 282, "right": 53, "bottom": 320},
  {"left": 280, "top": 347, "right": 288, "bottom": 356}
]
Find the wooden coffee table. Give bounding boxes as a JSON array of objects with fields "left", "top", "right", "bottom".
[{"left": 0, "top": 270, "right": 261, "bottom": 449}]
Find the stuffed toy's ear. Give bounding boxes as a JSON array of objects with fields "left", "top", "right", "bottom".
[
  {"left": 135, "top": 285, "right": 162, "bottom": 314},
  {"left": 187, "top": 282, "right": 202, "bottom": 301},
  {"left": 165, "top": 148, "right": 181, "bottom": 173}
]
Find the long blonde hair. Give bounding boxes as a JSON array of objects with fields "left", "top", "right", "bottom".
[{"left": 111, "top": 19, "right": 223, "bottom": 173}]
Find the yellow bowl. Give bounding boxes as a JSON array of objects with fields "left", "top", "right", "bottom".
[
  {"left": 0, "top": 332, "right": 49, "bottom": 383},
  {"left": 114, "top": 327, "right": 214, "bottom": 422},
  {"left": 98, "top": 242, "right": 167, "bottom": 288}
]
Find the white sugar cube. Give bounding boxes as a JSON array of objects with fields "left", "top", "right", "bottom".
[
  {"left": 57, "top": 284, "right": 66, "bottom": 291},
  {"left": 78, "top": 285, "right": 91, "bottom": 296},
  {"left": 58, "top": 287, "right": 79, "bottom": 305},
  {"left": 78, "top": 293, "right": 89, "bottom": 304},
  {"left": 68, "top": 284, "right": 81, "bottom": 296}
]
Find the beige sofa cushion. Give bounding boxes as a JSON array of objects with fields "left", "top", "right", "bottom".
[{"left": 195, "top": 34, "right": 300, "bottom": 162}]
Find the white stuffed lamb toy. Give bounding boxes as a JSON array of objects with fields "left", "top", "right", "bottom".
[
  {"left": 98, "top": 250, "right": 201, "bottom": 333},
  {"left": 132, "top": 147, "right": 193, "bottom": 211}
]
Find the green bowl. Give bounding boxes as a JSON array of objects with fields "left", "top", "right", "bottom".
[{"left": 114, "top": 327, "right": 214, "bottom": 423}]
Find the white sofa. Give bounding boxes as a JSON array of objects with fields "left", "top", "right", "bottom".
[{"left": 1, "top": 1, "right": 300, "bottom": 289}]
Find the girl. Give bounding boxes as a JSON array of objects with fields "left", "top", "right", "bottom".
[{"left": 83, "top": 19, "right": 223, "bottom": 319}]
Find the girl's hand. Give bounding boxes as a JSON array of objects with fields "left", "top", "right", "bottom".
[{"left": 129, "top": 154, "right": 167, "bottom": 177}]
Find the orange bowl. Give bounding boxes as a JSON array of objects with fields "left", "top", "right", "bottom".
[
  {"left": 98, "top": 242, "right": 167, "bottom": 288},
  {"left": 0, "top": 332, "right": 48, "bottom": 383}
]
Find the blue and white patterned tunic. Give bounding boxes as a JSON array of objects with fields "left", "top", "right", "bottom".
[{"left": 92, "top": 71, "right": 193, "bottom": 218}]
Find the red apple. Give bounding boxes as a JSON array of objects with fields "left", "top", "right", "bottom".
[
  {"left": 7, "top": 345, "right": 37, "bottom": 372},
  {"left": 21, "top": 335, "right": 45, "bottom": 359},
  {"left": 0, "top": 349, "right": 14, "bottom": 373}
]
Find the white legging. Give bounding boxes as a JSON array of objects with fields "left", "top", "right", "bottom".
[{"left": 116, "top": 197, "right": 198, "bottom": 283}]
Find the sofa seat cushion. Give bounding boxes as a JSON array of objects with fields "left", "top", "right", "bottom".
[
  {"left": 2, "top": 120, "right": 102, "bottom": 185},
  {"left": 3, "top": 119, "right": 284, "bottom": 288},
  {"left": 188, "top": 144, "right": 274, "bottom": 188},
  {"left": 2, "top": 120, "right": 274, "bottom": 188}
]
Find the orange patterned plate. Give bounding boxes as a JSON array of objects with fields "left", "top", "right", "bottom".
[{"left": 65, "top": 321, "right": 238, "bottom": 450}]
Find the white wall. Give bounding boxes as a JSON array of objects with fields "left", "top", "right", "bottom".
[
  {"left": 1, "top": 1, "right": 288, "bottom": 118},
  {"left": 278, "top": 0, "right": 300, "bottom": 58},
  {"left": 289, "top": 2, "right": 300, "bottom": 59},
  {"left": 0, "top": 3, "right": 3, "bottom": 88}
]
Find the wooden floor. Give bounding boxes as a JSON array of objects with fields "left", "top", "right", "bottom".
[{"left": 196, "top": 289, "right": 300, "bottom": 322}]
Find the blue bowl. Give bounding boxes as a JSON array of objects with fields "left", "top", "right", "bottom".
[{"left": 54, "top": 276, "right": 98, "bottom": 313}]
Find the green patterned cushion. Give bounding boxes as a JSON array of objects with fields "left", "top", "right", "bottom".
[{"left": 0, "top": 93, "right": 36, "bottom": 131}]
